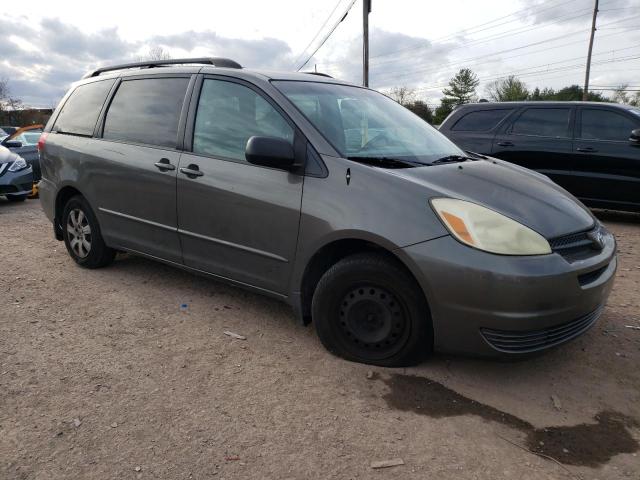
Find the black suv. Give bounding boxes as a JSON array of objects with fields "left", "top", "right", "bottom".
[{"left": 439, "top": 102, "right": 640, "bottom": 213}]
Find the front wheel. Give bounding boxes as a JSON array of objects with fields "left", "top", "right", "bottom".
[
  {"left": 62, "top": 196, "right": 116, "bottom": 269},
  {"left": 6, "top": 194, "right": 27, "bottom": 202},
  {"left": 312, "top": 253, "right": 433, "bottom": 367}
]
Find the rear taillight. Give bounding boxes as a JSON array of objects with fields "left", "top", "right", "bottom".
[{"left": 37, "top": 132, "right": 48, "bottom": 152}]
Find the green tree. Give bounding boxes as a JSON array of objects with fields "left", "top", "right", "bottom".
[
  {"left": 433, "top": 69, "right": 479, "bottom": 124},
  {"left": 528, "top": 85, "right": 607, "bottom": 102},
  {"left": 485, "top": 76, "right": 529, "bottom": 101},
  {"left": 405, "top": 100, "right": 433, "bottom": 124}
]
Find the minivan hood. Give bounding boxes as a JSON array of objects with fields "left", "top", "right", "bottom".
[{"left": 389, "top": 159, "right": 594, "bottom": 239}]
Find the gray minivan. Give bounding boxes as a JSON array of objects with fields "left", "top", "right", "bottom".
[{"left": 39, "top": 58, "right": 616, "bottom": 366}]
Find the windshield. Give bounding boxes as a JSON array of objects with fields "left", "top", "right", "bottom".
[{"left": 273, "top": 81, "right": 465, "bottom": 165}]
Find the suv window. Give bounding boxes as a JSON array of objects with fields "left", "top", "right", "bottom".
[
  {"left": 53, "top": 79, "right": 114, "bottom": 136},
  {"left": 451, "top": 109, "right": 513, "bottom": 132},
  {"left": 580, "top": 109, "right": 637, "bottom": 141},
  {"left": 193, "top": 79, "right": 294, "bottom": 162},
  {"left": 103, "top": 77, "right": 190, "bottom": 148},
  {"left": 511, "top": 108, "right": 571, "bottom": 138}
]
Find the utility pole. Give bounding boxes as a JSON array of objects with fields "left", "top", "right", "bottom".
[
  {"left": 363, "top": 0, "right": 371, "bottom": 87},
  {"left": 583, "top": 0, "right": 599, "bottom": 101}
]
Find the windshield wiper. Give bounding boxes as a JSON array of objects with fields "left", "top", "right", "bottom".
[
  {"left": 347, "top": 156, "right": 423, "bottom": 169},
  {"left": 431, "top": 155, "right": 473, "bottom": 165}
]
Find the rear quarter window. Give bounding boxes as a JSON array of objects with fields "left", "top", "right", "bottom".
[
  {"left": 451, "top": 108, "right": 513, "bottom": 132},
  {"left": 53, "top": 79, "right": 115, "bottom": 136}
]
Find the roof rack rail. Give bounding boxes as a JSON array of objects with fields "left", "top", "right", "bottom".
[
  {"left": 82, "top": 57, "right": 242, "bottom": 79},
  {"left": 303, "top": 72, "right": 333, "bottom": 78}
]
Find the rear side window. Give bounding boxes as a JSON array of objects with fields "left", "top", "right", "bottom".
[
  {"left": 511, "top": 108, "right": 571, "bottom": 138},
  {"left": 53, "top": 79, "right": 114, "bottom": 136},
  {"left": 580, "top": 109, "right": 637, "bottom": 141},
  {"left": 192, "top": 79, "right": 294, "bottom": 162},
  {"left": 451, "top": 109, "right": 513, "bottom": 132},
  {"left": 103, "top": 77, "right": 190, "bottom": 148}
]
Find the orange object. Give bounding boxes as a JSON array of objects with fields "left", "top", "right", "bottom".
[
  {"left": 441, "top": 211, "right": 475, "bottom": 245},
  {"left": 7, "top": 124, "right": 44, "bottom": 141}
]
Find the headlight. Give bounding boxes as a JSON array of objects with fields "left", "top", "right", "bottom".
[
  {"left": 431, "top": 198, "right": 552, "bottom": 255},
  {"left": 8, "top": 158, "right": 28, "bottom": 172}
]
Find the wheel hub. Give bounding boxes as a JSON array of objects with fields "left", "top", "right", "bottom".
[
  {"left": 339, "top": 286, "right": 406, "bottom": 351},
  {"left": 66, "top": 208, "right": 92, "bottom": 259}
]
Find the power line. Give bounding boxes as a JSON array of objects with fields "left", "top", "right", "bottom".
[
  {"left": 371, "top": 6, "right": 634, "bottom": 67},
  {"left": 372, "top": 29, "right": 639, "bottom": 84},
  {"left": 296, "top": 0, "right": 357, "bottom": 71},
  {"left": 291, "top": 0, "right": 345, "bottom": 69},
  {"left": 368, "top": 14, "right": 640, "bottom": 83},
  {"left": 411, "top": 54, "right": 640, "bottom": 93},
  {"left": 369, "top": 0, "right": 583, "bottom": 61}
]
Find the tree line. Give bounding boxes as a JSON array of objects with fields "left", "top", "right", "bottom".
[{"left": 387, "top": 68, "right": 640, "bottom": 125}]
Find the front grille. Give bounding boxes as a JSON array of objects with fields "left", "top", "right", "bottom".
[
  {"left": 481, "top": 306, "right": 603, "bottom": 353},
  {"left": 549, "top": 225, "right": 603, "bottom": 260}
]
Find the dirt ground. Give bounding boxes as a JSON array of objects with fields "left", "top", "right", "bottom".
[{"left": 1, "top": 198, "right": 639, "bottom": 480}]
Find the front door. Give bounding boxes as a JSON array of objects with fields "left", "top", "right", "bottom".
[
  {"left": 177, "top": 77, "right": 303, "bottom": 294},
  {"left": 572, "top": 106, "right": 640, "bottom": 210},
  {"left": 491, "top": 106, "right": 575, "bottom": 191}
]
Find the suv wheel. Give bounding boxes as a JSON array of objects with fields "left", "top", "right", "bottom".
[
  {"left": 62, "top": 196, "right": 115, "bottom": 268},
  {"left": 312, "top": 253, "right": 433, "bottom": 367}
]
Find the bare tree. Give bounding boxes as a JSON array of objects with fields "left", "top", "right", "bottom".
[
  {"left": 149, "top": 46, "right": 171, "bottom": 60},
  {"left": 612, "top": 84, "right": 640, "bottom": 106},
  {"left": 139, "top": 46, "right": 172, "bottom": 61},
  {"left": 0, "top": 78, "right": 23, "bottom": 123},
  {"left": 485, "top": 76, "right": 529, "bottom": 102},
  {"left": 387, "top": 86, "right": 417, "bottom": 106}
]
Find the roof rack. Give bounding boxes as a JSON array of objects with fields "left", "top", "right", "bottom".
[
  {"left": 82, "top": 57, "right": 242, "bottom": 79},
  {"left": 303, "top": 72, "right": 333, "bottom": 78}
]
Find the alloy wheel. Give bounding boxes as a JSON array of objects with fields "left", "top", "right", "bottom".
[{"left": 66, "top": 208, "right": 92, "bottom": 258}]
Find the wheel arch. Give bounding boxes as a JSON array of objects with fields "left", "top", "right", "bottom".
[
  {"left": 54, "top": 184, "right": 85, "bottom": 240},
  {"left": 294, "top": 235, "right": 431, "bottom": 326}
]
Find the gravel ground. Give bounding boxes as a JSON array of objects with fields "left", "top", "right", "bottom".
[{"left": 1, "top": 198, "right": 639, "bottom": 480}]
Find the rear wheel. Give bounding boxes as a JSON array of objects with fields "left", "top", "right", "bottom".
[
  {"left": 6, "top": 194, "right": 27, "bottom": 202},
  {"left": 62, "top": 196, "right": 115, "bottom": 268},
  {"left": 312, "top": 253, "right": 433, "bottom": 367}
]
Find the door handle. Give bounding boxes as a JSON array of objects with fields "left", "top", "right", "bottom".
[
  {"left": 576, "top": 147, "right": 596, "bottom": 153},
  {"left": 497, "top": 141, "right": 514, "bottom": 147},
  {"left": 179, "top": 164, "right": 204, "bottom": 177},
  {"left": 154, "top": 158, "right": 176, "bottom": 171}
]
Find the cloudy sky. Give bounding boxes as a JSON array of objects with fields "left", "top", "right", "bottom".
[{"left": 1, "top": 0, "right": 639, "bottom": 107}]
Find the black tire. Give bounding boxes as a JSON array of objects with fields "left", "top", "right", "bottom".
[
  {"left": 312, "top": 253, "right": 433, "bottom": 367},
  {"left": 6, "top": 194, "right": 27, "bottom": 202},
  {"left": 62, "top": 195, "right": 116, "bottom": 269}
]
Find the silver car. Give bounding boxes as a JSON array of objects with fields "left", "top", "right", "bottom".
[{"left": 38, "top": 58, "right": 616, "bottom": 366}]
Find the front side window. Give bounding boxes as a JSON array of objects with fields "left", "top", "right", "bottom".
[
  {"left": 274, "top": 81, "right": 464, "bottom": 165},
  {"left": 451, "top": 109, "right": 513, "bottom": 132},
  {"left": 580, "top": 109, "right": 637, "bottom": 141},
  {"left": 510, "top": 108, "right": 571, "bottom": 138},
  {"left": 103, "top": 77, "right": 190, "bottom": 148},
  {"left": 193, "top": 79, "right": 294, "bottom": 161},
  {"left": 54, "top": 79, "right": 115, "bottom": 136}
]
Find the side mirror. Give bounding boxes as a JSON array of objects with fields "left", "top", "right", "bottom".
[
  {"left": 245, "top": 136, "right": 296, "bottom": 170},
  {"left": 630, "top": 129, "right": 640, "bottom": 145},
  {"left": 3, "top": 140, "right": 23, "bottom": 149}
]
